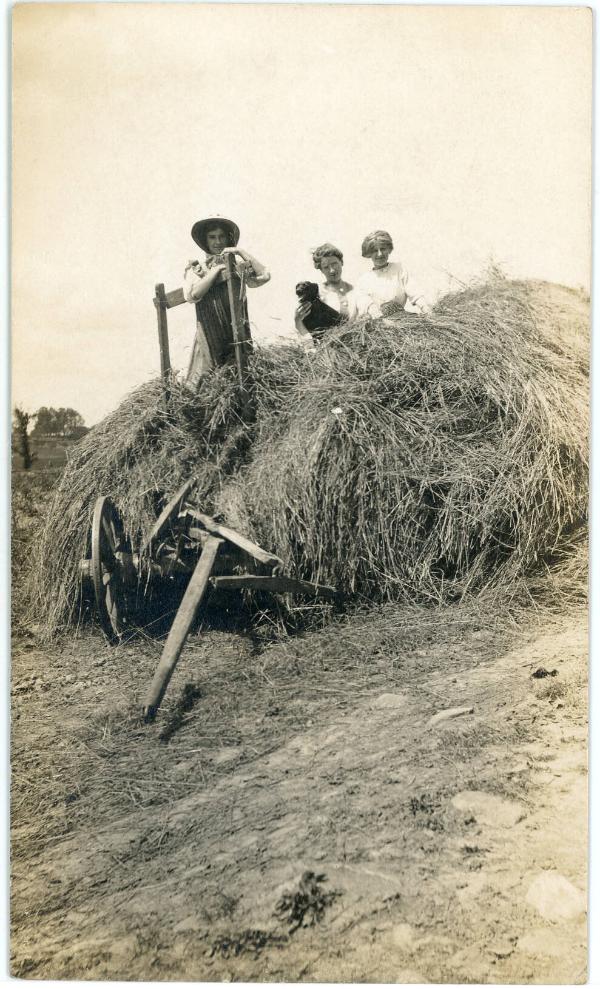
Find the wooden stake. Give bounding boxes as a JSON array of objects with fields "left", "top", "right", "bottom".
[
  {"left": 154, "top": 282, "right": 171, "bottom": 402},
  {"left": 142, "top": 535, "right": 223, "bottom": 722},
  {"left": 223, "top": 255, "right": 248, "bottom": 410},
  {"left": 140, "top": 479, "right": 195, "bottom": 556}
]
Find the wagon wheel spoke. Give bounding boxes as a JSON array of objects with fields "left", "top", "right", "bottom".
[
  {"left": 91, "top": 496, "right": 131, "bottom": 642},
  {"left": 101, "top": 517, "right": 116, "bottom": 548},
  {"left": 105, "top": 580, "right": 120, "bottom": 623},
  {"left": 100, "top": 517, "right": 123, "bottom": 562}
]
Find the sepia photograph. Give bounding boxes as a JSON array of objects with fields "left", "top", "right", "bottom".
[{"left": 10, "top": 3, "right": 591, "bottom": 982}]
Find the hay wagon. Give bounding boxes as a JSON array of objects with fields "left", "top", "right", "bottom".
[
  {"left": 82, "top": 482, "right": 338, "bottom": 722},
  {"left": 81, "top": 263, "right": 338, "bottom": 722}
]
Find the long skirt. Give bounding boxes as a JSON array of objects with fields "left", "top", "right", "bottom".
[{"left": 186, "top": 277, "right": 252, "bottom": 392}]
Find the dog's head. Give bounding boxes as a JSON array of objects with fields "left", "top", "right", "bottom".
[{"left": 295, "top": 281, "right": 320, "bottom": 302}]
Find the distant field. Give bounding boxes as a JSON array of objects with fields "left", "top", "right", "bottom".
[{"left": 12, "top": 436, "right": 81, "bottom": 472}]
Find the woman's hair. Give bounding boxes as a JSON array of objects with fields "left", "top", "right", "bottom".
[
  {"left": 312, "top": 242, "right": 343, "bottom": 270},
  {"left": 206, "top": 224, "right": 235, "bottom": 247},
  {"left": 361, "top": 230, "right": 394, "bottom": 258}
]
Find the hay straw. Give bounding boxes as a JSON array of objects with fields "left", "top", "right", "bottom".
[
  {"left": 237, "top": 278, "right": 588, "bottom": 602},
  {"left": 27, "top": 277, "right": 588, "bottom": 637},
  {"left": 27, "top": 372, "right": 246, "bottom": 636}
]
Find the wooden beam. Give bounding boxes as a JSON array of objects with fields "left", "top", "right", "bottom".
[
  {"left": 140, "top": 479, "right": 195, "bottom": 556},
  {"left": 164, "top": 287, "right": 186, "bottom": 309},
  {"left": 153, "top": 283, "right": 172, "bottom": 383},
  {"left": 165, "top": 288, "right": 185, "bottom": 309},
  {"left": 143, "top": 535, "right": 223, "bottom": 722},
  {"left": 210, "top": 574, "right": 340, "bottom": 601},
  {"left": 185, "top": 509, "right": 283, "bottom": 571}
]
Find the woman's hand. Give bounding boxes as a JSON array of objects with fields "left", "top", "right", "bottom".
[
  {"left": 295, "top": 301, "right": 312, "bottom": 321},
  {"left": 221, "top": 246, "right": 249, "bottom": 261},
  {"left": 218, "top": 247, "right": 270, "bottom": 285},
  {"left": 202, "top": 263, "right": 225, "bottom": 288}
]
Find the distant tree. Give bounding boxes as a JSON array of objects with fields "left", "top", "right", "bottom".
[
  {"left": 59, "top": 408, "right": 85, "bottom": 437},
  {"left": 32, "top": 406, "right": 86, "bottom": 437},
  {"left": 31, "top": 406, "right": 57, "bottom": 436},
  {"left": 12, "top": 407, "right": 34, "bottom": 469}
]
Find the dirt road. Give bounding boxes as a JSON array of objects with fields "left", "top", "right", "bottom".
[{"left": 11, "top": 601, "right": 587, "bottom": 982}]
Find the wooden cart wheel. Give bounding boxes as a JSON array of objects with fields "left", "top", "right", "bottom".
[{"left": 91, "top": 496, "right": 131, "bottom": 642}]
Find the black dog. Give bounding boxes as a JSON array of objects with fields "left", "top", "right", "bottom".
[{"left": 296, "top": 282, "right": 344, "bottom": 340}]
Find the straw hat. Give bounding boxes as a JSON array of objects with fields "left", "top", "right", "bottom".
[{"left": 191, "top": 215, "right": 240, "bottom": 252}]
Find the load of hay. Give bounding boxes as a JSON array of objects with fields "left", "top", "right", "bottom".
[
  {"left": 27, "top": 347, "right": 307, "bottom": 636},
  {"left": 27, "top": 276, "right": 588, "bottom": 637}
]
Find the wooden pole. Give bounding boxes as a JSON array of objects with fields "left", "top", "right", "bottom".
[
  {"left": 154, "top": 283, "right": 171, "bottom": 401},
  {"left": 186, "top": 509, "right": 283, "bottom": 571},
  {"left": 142, "top": 535, "right": 222, "bottom": 722},
  {"left": 223, "top": 255, "right": 248, "bottom": 410}
]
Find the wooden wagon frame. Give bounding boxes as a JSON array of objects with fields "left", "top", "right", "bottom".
[{"left": 81, "top": 263, "right": 339, "bottom": 721}]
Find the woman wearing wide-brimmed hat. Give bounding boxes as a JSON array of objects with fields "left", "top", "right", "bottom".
[{"left": 183, "top": 215, "right": 270, "bottom": 390}]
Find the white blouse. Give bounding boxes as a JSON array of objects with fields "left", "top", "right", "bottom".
[
  {"left": 295, "top": 280, "right": 358, "bottom": 346},
  {"left": 319, "top": 281, "right": 358, "bottom": 320},
  {"left": 354, "top": 262, "right": 428, "bottom": 317}
]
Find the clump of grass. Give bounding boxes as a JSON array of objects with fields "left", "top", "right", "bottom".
[
  {"left": 25, "top": 277, "right": 588, "bottom": 637},
  {"left": 273, "top": 871, "right": 342, "bottom": 932},
  {"left": 209, "top": 929, "right": 288, "bottom": 959}
]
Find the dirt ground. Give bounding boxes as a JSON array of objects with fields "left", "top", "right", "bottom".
[{"left": 11, "top": 590, "right": 587, "bottom": 983}]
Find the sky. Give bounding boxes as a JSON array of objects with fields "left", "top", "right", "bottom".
[{"left": 11, "top": 3, "right": 592, "bottom": 426}]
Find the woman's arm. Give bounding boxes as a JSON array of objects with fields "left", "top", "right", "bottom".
[
  {"left": 402, "top": 267, "right": 429, "bottom": 314},
  {"left": 353, "top": 285, "right": 382, "bottom": 318},
  {"left": 345, "top": 289, "right": 359, "bottom": 321},
  {"left": 183, "top": 260, "right": 226, "bottom": 303},
  {"left": 353, "top": 271, "right": 382, "bottom": 317},
  {"left": 294, "top": 301, "right": 315, "bottom": 349},
  {"left": 222, "top": 247, "right": 270, "bottom": 287}
]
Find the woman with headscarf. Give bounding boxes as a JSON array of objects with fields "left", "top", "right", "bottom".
[
  {"left": 294, "top": 242, "right": 357, "bottom": 347},
  {"left": 355, "top": 230, "right": 429, "bottom": 318},
  {"left": 183, "top": 215, "right": 270, "bottom": 390}
]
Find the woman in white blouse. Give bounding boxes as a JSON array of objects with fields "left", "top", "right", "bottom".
[
  {"left": 183, "top": 215, "right": 270, "bottom": 390},
  {"left": 294, "top": 243, "right": 357, "bottom": 347},
  {"left": 354, "top": 230, "right": 429, "bottom": 318}
]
